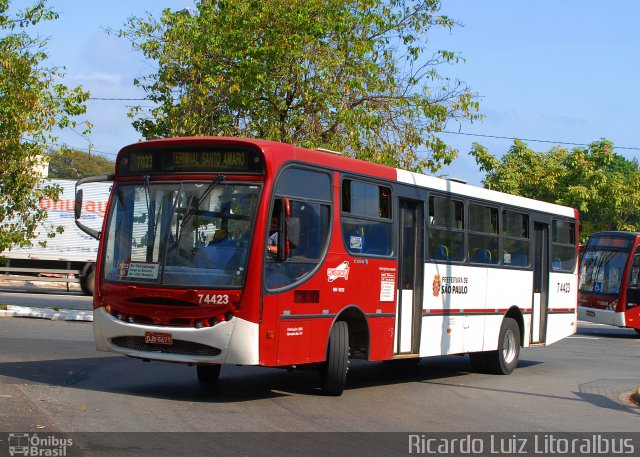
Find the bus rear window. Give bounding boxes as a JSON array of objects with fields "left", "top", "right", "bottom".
[{"left": 552, "top": 220, "right": 577, "bottom": 272}]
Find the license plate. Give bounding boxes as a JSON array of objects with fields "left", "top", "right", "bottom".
[
  {"left": 586, "top": 310, "right": 595, "bottom": 317},
  {"left": 144, "top": 332, "right": 173, "bottom": 345}
]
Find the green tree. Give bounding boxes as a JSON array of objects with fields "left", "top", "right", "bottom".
[
  {"left": 116, "top": 0, "right": 481, "bottom": 173},
  {"left": 0, "top": 0, "right": 90, "bottom": 252},
  {"left": 470, "top": 139, "right": 640, "bottom": 240},
  {"left": 47, "top": 149, "right": 114, "bottom": 179}
]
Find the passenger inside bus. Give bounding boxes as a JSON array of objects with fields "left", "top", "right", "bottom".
[{"left": 267, "top": 215, "right": 279, "bottom": 256}]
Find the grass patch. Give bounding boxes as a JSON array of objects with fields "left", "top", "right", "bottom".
[{"left": 0, "top": 304, "right": 7, "bottom": 310}]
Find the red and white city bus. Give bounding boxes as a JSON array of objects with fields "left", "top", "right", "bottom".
[
  {"left": 75, "top": 137, "right": 579, "bottom": 395},
  {"left": 578, "top": 231, "right": 640, "bottom": 334}
]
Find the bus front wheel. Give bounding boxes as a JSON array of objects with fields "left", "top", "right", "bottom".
[
  {"left": 320, "top": 321, "right": 349, "bottom": 396},
  {"left": 197, "top": 364, "right": 221, "bottom": 384},
  {"left": 485, "top": 317, "right": 520, "bottom": 375}
]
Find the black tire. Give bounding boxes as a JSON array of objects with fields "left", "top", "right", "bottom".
[
  {"left": 320, "top": 321, "right": 349, "bottom": 396},
  {"left": 485, "top": 317, "right": 520, "bottom": 375},
  {"left": 634, "top": 328, "right": 640, "bottom": 336},
  {"left": 468, "top": 352, "right": 488, "bottom": 373},
  {"left": 197, "top": 364, "right": 221, "bottom": 384},
  {"left": 80, "top": 266, "right": 95, "bottom": 296}
]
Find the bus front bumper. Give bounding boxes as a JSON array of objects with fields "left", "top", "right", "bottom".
[
  {"left": 577, "top": 306, "right": 626, "bottom": 327},
  {"left": 93, "top": 307, "right": 259, "bottom": 365}
]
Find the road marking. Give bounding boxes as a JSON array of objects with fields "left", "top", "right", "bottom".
[{"left": 568, "top": 336, "right": 599, "bottom": 339}]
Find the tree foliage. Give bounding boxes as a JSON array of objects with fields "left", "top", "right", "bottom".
[
  {"left": 0, "top": 0, "right": 90, "bottom": 252},
  {"left": 470, "top": 139, "right": 640, "bottom": 240},
  {"left": 116, "top": 0, "right": 481, "bottom": 173},
  {"left": 47, "top": 149, "right": 114, "bottom": 179}
]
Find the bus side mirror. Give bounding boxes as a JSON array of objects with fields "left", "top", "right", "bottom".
[
  {"left": 74, "top": 189, "right": 83, "bottom": 220},
  {"left": 74, "top": 173, "right": 114, "bottom": 240}
]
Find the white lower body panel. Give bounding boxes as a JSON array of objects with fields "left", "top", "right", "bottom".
[
  {"left": 578, "top": 307, "right": 626, "bottom": 327},
  {"left": 93, "top": 307, "right": 259, "bottom": 365}
]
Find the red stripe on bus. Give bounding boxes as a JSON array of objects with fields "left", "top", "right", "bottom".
[{"left": 424, "top": 308, "right": 533, "bottom": 315}]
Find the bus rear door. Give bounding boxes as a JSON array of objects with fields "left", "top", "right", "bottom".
[
  {"left": 532, "top": 222, "right": 549, "bottom": 344},
  {"left": 394, "top": 199, "right": 424, "bottom": 355}
]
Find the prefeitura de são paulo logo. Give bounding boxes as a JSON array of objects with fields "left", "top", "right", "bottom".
[{"left": 433, "top": 274, "right": 441, "bottom": 297}]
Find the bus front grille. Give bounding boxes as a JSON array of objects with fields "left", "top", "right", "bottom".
[{"left": 111, "top": 336, "right": 222, "bottom": 357}]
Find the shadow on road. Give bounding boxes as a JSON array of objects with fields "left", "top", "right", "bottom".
[
  {"left": 0, "top": 353, "right": 541, "bottom": 402},
  {"left": 576, "top": 325, "right": 640, "bottom": 339}
]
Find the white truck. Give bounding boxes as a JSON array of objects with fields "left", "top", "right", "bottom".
[{"left": 0, "top": 179, "right": 110, "bottom": 295}]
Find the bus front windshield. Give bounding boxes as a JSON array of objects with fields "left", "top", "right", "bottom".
[
  {"left": 579, "top": 248, "right": 629, "bottom": 295},
  {"left": 103, "top": 180, "right": 261, "bottom": 288}
]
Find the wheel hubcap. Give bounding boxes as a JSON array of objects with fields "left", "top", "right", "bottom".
[{"left": 502, "top": 330, "right": 517, "bottom": 364}]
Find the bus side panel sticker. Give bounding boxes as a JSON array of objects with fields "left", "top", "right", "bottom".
[
  {"left": 327, "top": 261, "right": 350, "bottom": 282},
  {"left": 380, "top": 272, "right": 395, "bottom": 301}
]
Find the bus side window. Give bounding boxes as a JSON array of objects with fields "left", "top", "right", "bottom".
[
  {"left": 629, "top": 253, "right": 640, "bottom": 288},
  {"left": 341, "top": 179, "right": 392, "bottom": 256},
  {"left": 266, "top": 167, "right": 332, "bottom": 290},
  {"left": 428, "top": 195, "right": 464, "bottom": 262}
]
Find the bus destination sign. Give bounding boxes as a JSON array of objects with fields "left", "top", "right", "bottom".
[
  {"left": 590, "top": 236, "right": 634, "bottom": 249},
  {"left": 118, "top": 148, "right": 264, "bottom": 175}
]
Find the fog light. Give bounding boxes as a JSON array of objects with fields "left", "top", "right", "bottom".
[
  {"left": 195, "top": 320, "right": 204, "bottom": 329},
  {"left": 128, "top": 316, "right": 134, "bottom": 323}
]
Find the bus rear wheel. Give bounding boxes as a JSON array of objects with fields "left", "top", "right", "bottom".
[
  {"left": 197, "top": 364, "right": 221, "bottom": 384},
  {"left": 485, "top": 318, "right": 520, "bottom": 375},
  {"left": 320, "top": 321, "right": 349, "bottom": 396}
]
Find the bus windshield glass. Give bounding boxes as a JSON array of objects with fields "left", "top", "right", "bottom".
[
  {"left": 579, "top": 247, "right": 630, "bottom": 295},
  {"left": 102, "top": 180, "right": 260, "bottom": 288}
]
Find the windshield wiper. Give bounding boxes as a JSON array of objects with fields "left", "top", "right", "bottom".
[
  {"left": 142, "top": 175, "right": 155, "bottom": 238},
  {"left": 198, "top": 174, "right": 225, "bottom": 209},
  {"left": 179, "top": 174, "right": 225, "bottom": 230},
  {"left": 160, "top": 183, "right": 184, "bottom": 283}
]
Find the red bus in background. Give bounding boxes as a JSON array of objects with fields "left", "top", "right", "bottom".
[
  {"left": 578, "top": 231, "right": 640, "bottom": 335},
  {"left": 75, "top": 137, "right": 579, "bottom": 395}
]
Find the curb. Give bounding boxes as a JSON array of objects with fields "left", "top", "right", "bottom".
[{"left": 0, "top": 305, "right": 93, "bottom": 322}]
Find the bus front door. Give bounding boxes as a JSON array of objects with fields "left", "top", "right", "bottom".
[
  {"left": 532, "top": 222, "right": 549, "bottom": 344},
  {"left": 394, "top": 199, "right": 423, "bottom": 355}
]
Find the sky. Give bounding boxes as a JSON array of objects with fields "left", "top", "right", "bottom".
[{"left": 14, "top": 0, "right": 640, "bottom": 186}]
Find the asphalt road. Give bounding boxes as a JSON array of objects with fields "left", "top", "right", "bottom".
[
  {"left": 0, "top": 316, "right": 638, "bottom": 455},
  {"left": 0, "top": 288, "right": 92, "bottom": 311}
]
